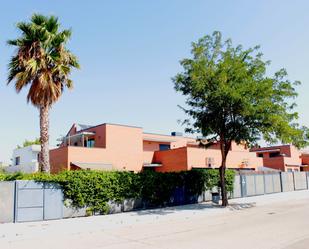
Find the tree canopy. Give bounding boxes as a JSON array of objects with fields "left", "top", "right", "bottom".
[
  {"left": 17, "top": 138, "right": 40, "bottom": 149},
  {"left": 7, "top": 14, "right": 80, "bottom": 107},
  {"left": 173, "top": 31, "right": 308, "bottom": 206},
  {"left": 174, "top": 31, "right": 308, "bottom": 149}
]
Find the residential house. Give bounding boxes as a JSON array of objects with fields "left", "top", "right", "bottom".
[
  {"left": 50, "top": 123, "right": 263, "bottom": 173},
  {"left": 6, "top": 145, "right": 41, "bottom": 173},
  {"left": 250, "top": 145, "right": 309, "bottom": 172}
]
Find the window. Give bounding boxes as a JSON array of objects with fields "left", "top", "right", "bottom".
[
  {"left": 85, "top": 139, "right": 95, "bottom": 148},
  {"left": 15, "top": 156, "right": 20, "bottom": 166},
  {"left": 269, "top": 152, "right": 280, "bottom": 158},
  {"left": 159, "top": 144, "right": 170, "bottom": 151},
  {"left": 257, "top": 153, "right": 263, "bottom": 158}
]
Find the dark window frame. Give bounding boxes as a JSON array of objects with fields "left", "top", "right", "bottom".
[
  {"left": 269, "top": 152, "right": 281, "bottom": 158},
  {"left": 15, "top": 156, "right": 20, "bottom": 166},
  {"left": 159, "top": 144, "right": 170, "bottom": 151}
]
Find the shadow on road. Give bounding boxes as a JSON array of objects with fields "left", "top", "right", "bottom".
[{"left": 135, "top": 202, "right": 256, "bottom": 216}]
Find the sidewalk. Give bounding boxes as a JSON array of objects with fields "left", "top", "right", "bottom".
[{"left": 0, "top": 190, "right": 309, "bottom": 249}]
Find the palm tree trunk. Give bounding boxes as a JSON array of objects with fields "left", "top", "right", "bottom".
[{"left": 39, "top": 105, "right": 50, "bottom": 173}]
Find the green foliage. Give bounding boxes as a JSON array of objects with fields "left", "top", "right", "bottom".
[
  {"left": 173, "top": 31, "right": 308, "bottom": 149},
  {"left": 7, "top": 14, "right": 80, "bottom": 107},
  {"left": 17, "top": 138, "right": 40, "bottom": 149},
  {"left": 0, "top": 169, "right": 235, "bottom": 213}
]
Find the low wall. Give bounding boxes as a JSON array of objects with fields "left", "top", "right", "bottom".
[
  {"left": 0, "top": 181, "right": 15, "bottom": 223},
  {"left": 0, "top": 171, "right": 308, "bottom": 223},
  {"left": 232, "top": 175, "right": 242, "bottom": 198},
  {"left": 265, "top": 174, "right": 281, "bottom": 193},
  {"left": 294, "top": 172, "right": 308, "bottom": 190},
  {"left": 244, "top": 174, "right": 265, "bottom": 196},
  {"left": 281, "top": 172, "right": 294, "bottom": 192}
]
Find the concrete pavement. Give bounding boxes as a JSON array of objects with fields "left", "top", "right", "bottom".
[{"left": 0, "top": 190, "right": 308, "bottom": 249}]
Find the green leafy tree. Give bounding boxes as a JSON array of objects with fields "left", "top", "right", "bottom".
[
  {"left": 7, "top": 14, "right": 80, "bottom": 172},
  {"left": 17, "top": 138, "right": 41, "bottom": 149},
  {"left": 173, "top": 31, "right": 308, "bottom": 206}
]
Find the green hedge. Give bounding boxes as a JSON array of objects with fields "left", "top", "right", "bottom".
[{"left": 0, "top": 169, "right": 235, "bottom": 213}]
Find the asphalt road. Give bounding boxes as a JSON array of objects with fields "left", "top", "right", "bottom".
[{"left": 0, "top": 190, "right": 309, "bottom": 249}]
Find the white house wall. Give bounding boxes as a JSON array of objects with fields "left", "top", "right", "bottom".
[{"left": 7, "top": 145, "right": 40, "bottom": 173}]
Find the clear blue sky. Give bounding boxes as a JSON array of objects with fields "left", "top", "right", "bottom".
[{"left": 0, "top": 1, "right": 309, "bottom": 163}]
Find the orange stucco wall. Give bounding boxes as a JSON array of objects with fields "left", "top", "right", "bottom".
[
  {"left": 187, "top": 147, "right": 261, "bottom": 170},
  {"left": 302, "top": 154, "right": 309, "bottom": 164},
  {"left": 142, "top": 133, "right": 196, "bottom": 165},
  {"left": 153, "top": 147, "right": 188, "bottom": 172},
  {"left": 50, "top": 146, "right": 69, "bottom": 173},
  {"left": 104, "top": 124, "right": 143, "bottom": 171},
  {"left": 263, "top": 156, "right": 286, "bottom": 171},
  {"left": 51, "top": 124, "right": 144, "bottom": 172},
  {"left": 301, "top": 154, "right": 309, "bottom": 171},
  {"left": 65, "top": 124, "right": 107, "bottom": 148},
  {"left": 251, "top": 145, "right": 303, "bottom": 172},
  {"left": 153, "top": 145, "right": 262, "bottom": 172},
  {"left": 50, "top": 122, "right": 263, "bottom": 173},
  {"left": 143, "top": 141, "right": 168, "bottom": 164}
]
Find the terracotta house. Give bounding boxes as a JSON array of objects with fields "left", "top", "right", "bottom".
[
  {"left": 250, "top": 145, "right": 309, "bottom": 172},
  {"left": 50, "top": 123, "right": 263, "bottom": 173}
]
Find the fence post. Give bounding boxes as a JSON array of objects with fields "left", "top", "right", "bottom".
[
  {"left": 279, "top": 172, "right": 283, "bottom": 193},
  {"left": 263, "top": 173, "right": 266, "bottom": 194},
  {"left": 14, "top": 180, "right": 18, "bottom": 223},
  {"left": 292, "top": 172, "right": 296, "bottom": 191},
  {"left": 13, "top": 180, "right": 17, "bottom": 223},
  {"left": 254, "top": 174, "right": 257, "bottom": 196}
]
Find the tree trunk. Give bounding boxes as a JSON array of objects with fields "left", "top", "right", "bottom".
[
  {"left": 219, "top": 140, "right": 231, "bottom": 207},
  {"left": 219, "top": 157, "right": 228, "bottom": 206},
  {"left": 39, "top": 105, "right": 50, "bottom": 173}
]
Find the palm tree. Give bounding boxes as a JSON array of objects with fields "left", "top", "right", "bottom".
[{"left": 7, "top": 14, "right": 80, "bottom": 172}]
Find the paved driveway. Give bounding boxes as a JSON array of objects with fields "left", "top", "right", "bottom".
[{"left": 0, "top": 190, "right": 309, "bottom": 249}]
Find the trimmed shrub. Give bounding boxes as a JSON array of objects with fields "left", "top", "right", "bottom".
[{"left": 0, "top": 169, "right": 234, "bottom": 213}]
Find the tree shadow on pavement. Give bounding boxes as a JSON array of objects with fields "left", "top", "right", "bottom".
[
  {"left": 227, "top": 202, "right": 256, "bottom": 211},
  {"left": 135, "top": 202, "right": 256, "bottom": 216}
]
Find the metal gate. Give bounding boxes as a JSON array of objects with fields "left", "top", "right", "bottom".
[{"left": 15, "top": 180, "right": 63, "bottom": 222}]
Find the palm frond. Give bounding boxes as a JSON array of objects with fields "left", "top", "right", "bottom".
[
  {"left": 7, "top": 13, "right": 80, "bottom": 107},
  {"left": 45, "top": 15, "right": 59, "bottom": 33},
  {"left": 31, "top": 14, "right": 48, "bottom": 26}
]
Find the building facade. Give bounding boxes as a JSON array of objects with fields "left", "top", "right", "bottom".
[
  {"left": 250, "top": 145, "right": 309, "bottom": 172},
  {"left": 50, "top": 123, "right": 263, "bottom": 173},
  {"left": 6, "top": 145, "right": 40, "bottom": 173}
]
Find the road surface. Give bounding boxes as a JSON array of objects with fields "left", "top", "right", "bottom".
[{"left": 0, "top": 190, "right": 308, "bottom": 249}]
